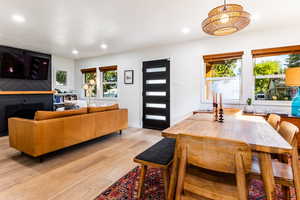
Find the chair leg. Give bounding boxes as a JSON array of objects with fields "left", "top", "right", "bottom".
[
  {"left": 281, "top": 186, "right": 290, "bottom": 200},
  {"left": 168, "top": 146, "right": 179, "bottom": 200},
  {"left": 163, "top": 168, "right": 170, "bottom": 199},
  {"left": 137, "top": 165, "right": 147, "bottom": 199},
  {"left": 258, "top": 152, "right": 276, "bottom": 200},
  {"left": 291, "top": 147, "right": 300, "bottom": 200}
]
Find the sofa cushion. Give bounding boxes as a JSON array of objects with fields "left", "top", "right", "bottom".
[
  {"left": 88, "top": 104, "right": 119, "bottom": 113},
  {"left": 34, "top": 108, "right": 88, "bottom": 121}
]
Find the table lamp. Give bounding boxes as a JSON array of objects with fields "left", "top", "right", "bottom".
[
  {"left": 285, "top": 67, "right": 300, "bottom": 117},
  {"left": 83, "top": 79, "right": 96, "bottom": 106}
]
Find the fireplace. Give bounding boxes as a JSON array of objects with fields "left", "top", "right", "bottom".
[
  {"left": 0, "top": 95, "right": 53, "bottom": 136},
  {"left": 6, "top": 103, "right": 44, "bottom": 120},
  {"left": 3, "top": 103, "right": 44, "bottom": 136}
]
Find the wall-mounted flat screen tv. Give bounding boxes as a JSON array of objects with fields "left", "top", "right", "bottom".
[{"left": 0, "top": 46, "right": 50, "bottom": 80}]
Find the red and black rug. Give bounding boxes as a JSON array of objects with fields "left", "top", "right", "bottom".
[{"left": 95, "top": 166, "right": 295, "bottom": 200}]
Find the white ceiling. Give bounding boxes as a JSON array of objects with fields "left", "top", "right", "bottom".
[{"left": 0, "top": 0, "right": 299, "bottom": 59}]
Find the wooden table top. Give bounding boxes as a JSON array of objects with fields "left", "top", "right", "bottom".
[{"left": 162, "top": 113, "right": 292, "bottom": 154}]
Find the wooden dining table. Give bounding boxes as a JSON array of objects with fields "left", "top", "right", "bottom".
[{"left": 162, "top": 113, "right": 293, "bottom": 200}]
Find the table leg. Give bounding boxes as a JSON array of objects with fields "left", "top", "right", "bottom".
[{"left": 259, "top": 152, "right": 275, "bottom": 200}]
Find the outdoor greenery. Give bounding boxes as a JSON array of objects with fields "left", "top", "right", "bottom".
[
  {"left": 211, "top": 59, "right": 239, "bottom": 77},
  {"left": 254, "top": 54, "right": 300, "bottom": 101},
  {"left": 103, "top": 70, "right": 117, "bottom": 82},
  {"left": 254, "top": 61, "right": 281, "bottom": 98},
  {"left": 254, "top": 61, "right": 281, "bottom": 76},
  {"left": 286, "top": 54, "right": 300, "bottom": 67},
  {"left": 56, "top": 71, "right": 67, "bottom": 86},
  {"left": 103, "top": 70, "right": 118, "bottom": 98}
]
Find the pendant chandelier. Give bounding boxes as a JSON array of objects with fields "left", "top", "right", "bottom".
[{"left": 202, "top": 0, "right": 251, "bottom": 36}]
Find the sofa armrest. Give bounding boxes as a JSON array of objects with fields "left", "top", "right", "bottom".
[{"left": 8, "top": 118, "right": 40, "bottom": 157}]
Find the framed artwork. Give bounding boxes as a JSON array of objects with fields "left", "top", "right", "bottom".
[
  {"left": 56, "top": 70, "right": 67, "bottom": 86},
  {"left": 124, "top": 70, "right": 134, "bottom": 84}
]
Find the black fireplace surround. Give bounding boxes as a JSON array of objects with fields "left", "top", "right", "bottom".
[
  {"left": 6, "top": 103, "right": 44, "bottom": 120},
  {"left": 0, "top": 46, "right": 53, "bottom": 136},
  {"left": 0, "top": 95, "right": 53, "bottom": 136}
]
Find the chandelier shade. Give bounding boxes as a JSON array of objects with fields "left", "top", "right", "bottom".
[{"left": 202, "top": 3, "right": 251, "bottom": 36}]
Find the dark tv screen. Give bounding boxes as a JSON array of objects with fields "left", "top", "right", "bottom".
[
  {"left": 1, "top": 52, "right": 25, "bottom": 79},
  {"left": 28, "top": 56, "right": 49, "bottom": 80},
  {"left": 0, "top": 47, "right": 49, "bottom": 80}
]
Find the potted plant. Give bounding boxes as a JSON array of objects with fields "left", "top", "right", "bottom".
[{"left": 244, "top": 98, "right": 253, "bottom": 113}]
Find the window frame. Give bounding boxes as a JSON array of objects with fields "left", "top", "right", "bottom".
[
  {"left": 252, "top": 45, "right": 300, "bottom": 105},
  {"left": 202, "top": 51, "right": 244, "bottom": 105},
  {"left": 99, "top": 66, "right": 118, "bottom": 99},
  {"left": 81, "top": 68, "right": 97, "bottom": 98}
]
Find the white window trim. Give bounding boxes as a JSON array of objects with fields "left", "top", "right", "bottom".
[
  {"left": 100, "top": 70, "right": 118, "bottom": 99},
  {"left": 201, "top": 60, "right": 243, "bottom": 105},
  {"left": 80, "top": 66, "right": 119, "bottom": 100}
]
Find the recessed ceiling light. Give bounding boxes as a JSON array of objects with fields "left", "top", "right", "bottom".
[
  {"left": 181, "top": 27, "right": 190, "bottom": 34},
  {"left": 12, "top": 14, "right": 26, "bottom": 23},
  {"left": 101, "top": 44, "right": 108, "bottom": 49},
  {"left": 72, "top": 49, "right": 79, "bottom": 55}
]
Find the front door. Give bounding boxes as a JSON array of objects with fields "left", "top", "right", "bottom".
[{"left": 142, "top": 59, "right": 170, "bottom": 130}]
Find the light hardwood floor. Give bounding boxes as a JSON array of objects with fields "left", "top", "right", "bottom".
[{"left": 0, "top": 128, "right": 162, "bottom": 200}]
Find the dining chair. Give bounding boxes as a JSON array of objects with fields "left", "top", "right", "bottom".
[
  {"left": 250, "top": 121, "right": 300, "bottom": 199},
  {"left": 267, "top": 114, "right": 281, "bottom": 131},
  {"left": 175, "top": 134, "right": 252, "bottom": 200}
]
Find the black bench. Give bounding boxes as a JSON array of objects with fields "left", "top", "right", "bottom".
[{"left": 134, "top": 138, "right": 176, "bottom": 199}]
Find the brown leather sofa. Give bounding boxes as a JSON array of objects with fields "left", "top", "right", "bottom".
[{"left": 8, "top": 105, "right": 128, "bottom": 157}]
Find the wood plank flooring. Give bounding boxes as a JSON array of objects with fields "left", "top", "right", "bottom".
[{"left": 0, "top": 128, "right": 162, "bottom": 200}]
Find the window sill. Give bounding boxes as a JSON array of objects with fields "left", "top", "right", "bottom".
[
  {"left": 201, "top": 100, "right": 291, "bottom": 107},
  {"left": 253, "top": 100, "right": 291, "bottom": 107},
  {"left": 201, "top": 100, "right": 242, "bottom": 105}
]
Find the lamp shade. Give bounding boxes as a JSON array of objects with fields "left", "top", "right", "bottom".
[
  {"left": 83, "top": 84, "right": 89, "bottom": 90},
  {"left": 285, "top": 67, "right": 300, "bottom": 86},
  {"left": 202, "top": 4, "right": 251, "bottom": 36}
]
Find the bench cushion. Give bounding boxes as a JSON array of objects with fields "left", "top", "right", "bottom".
[{"left": 135, "top": 138, "right": 176, "bottom": 166}]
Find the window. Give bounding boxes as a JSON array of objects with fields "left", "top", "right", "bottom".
[
  {"left": 203, "top": 52, "right": 243, "bottom": 102},
  {"left": 81, "top": 68, "right": 97, "bottom": 97},
  {"left": 100, "top": 66, "right": 118, "bottom": 98},
  {"left": 252, "top": 46, "right": 300, "bottom": 101}
]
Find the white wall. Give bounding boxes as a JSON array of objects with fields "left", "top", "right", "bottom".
[
  {"left": 74, "top": 27, "right": 300, "bottom": 128},
  {"left": 52, "top": 55, "right": 75, "bottom": 92}
]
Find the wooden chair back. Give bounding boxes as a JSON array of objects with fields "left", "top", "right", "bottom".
[
  {"left": 267, "top": 114, "right": 281, "bottom": 130},
  {"left": 278, "top": 121, "right": 299, "bottom": 146},
  {"left": 177, "top": 134, "right": 252, "bottom": 174}
]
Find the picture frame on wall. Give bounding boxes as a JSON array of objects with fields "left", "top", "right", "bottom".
[
  {"left": 56, "top": 70, "right": 67, "bottom": 86},
  {"left": 124, "top": 70, "right": 134, "bottom": 84}
]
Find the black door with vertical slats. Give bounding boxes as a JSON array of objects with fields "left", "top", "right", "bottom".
[{"left": 143, "top": 59, "right": 170, "bottom": 130}]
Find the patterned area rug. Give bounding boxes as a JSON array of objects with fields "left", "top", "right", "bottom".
[{"left": 95, "top": 166, "right": 295, "bottom": 200}]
